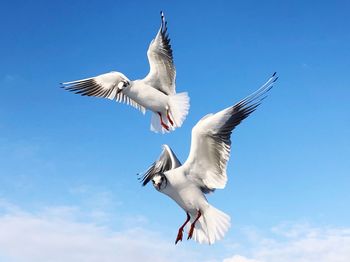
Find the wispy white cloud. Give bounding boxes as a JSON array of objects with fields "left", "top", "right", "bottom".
[
  {"left": 68, "top": 185, "right": 129, "bottom": 226},
  {"left": 224, "top": 222, "right": 350, "bottom": 262},
  {"left": 2, "top": 199, "right": 349, "bottom": 262},
  {"left": 69, "top": 184, "right": 123, "bottom": 209},
  {"left": 0, "top": 200, "right": 204, "bottom": 262},
  {"left": 223, "top": 255, "right": 261, "bottom": 262}
]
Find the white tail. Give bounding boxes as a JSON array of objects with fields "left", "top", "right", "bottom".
[
  {"left": 190, "top": 205, "right": 231, "bottom": 244},
  {"left": 168, "top": 92, "right": 190, "bottom": 128}
]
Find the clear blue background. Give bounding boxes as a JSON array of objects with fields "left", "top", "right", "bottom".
[{"left": 0, "top": 0, "right": 349, "bottom": 260}]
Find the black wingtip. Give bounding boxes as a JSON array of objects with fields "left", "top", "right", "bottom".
[
  {"left": 273, "top": 76, "right": 279, "bottom": 83},
  {"left": 272, "top": 72, "right": 277, "bottom": 77},
  {"left": 137, "top": 173, "right": 143, "bottom": 183},
  {"left": 136, "top": 172, "right": 147, "bottom": 186}
]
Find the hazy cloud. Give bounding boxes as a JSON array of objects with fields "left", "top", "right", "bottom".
[
  {"left": 224, "top": 222, "right": 350, "bottom": 262},
  {"left": 223, "top": 255, "right": 261, "bottom": 262},
  {"left": 2, "top": 200, "right": 349, "bottom": 262},
  {"left": 0, "top": 201, "right": 204, "bottom": 262}
]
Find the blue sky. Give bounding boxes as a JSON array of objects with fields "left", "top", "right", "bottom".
[{"left": 1, "top": 0, "right": 350, "bottom": 261}]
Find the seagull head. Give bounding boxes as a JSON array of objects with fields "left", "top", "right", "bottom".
[
  {"left": 113, "top": 71, "right": 130, "bottom": 94},
  {"left": 152, "top": 173, "right": 167, "bottom": 191}
]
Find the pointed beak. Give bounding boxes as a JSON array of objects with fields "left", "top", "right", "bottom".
[{"left": 155, "top": 183, "right": 161, "bottom": 191}]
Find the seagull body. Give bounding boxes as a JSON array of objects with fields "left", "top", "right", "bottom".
[
  {"left": 140, "top": 73, "right": 278, "bottom": 244},
  {"left": 123, "top": 79, "right": 168, "bottom": 113},
  {"left": 61, "top": 12, "right": 189, "bottom": 133}
]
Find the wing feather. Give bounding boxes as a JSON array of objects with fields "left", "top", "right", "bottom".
[
  {"left": 61, "top": 72, "right": 146, "bottom": 114},
  {"left": 139, "top": 145, "right": 181, "bottom": 186},
  {"left": 182, "top": 73, "right": 278, "bottom": 192},
  {"left": 144, "top": 11, "right": 176, "bottom": 95}
]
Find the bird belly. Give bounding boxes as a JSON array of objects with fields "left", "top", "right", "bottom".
[
  {"left": 163, "top": 183, "right": 207, "bottom": 213},
  {"left": 124, "top": 83, "right": 168, "bottom": 113}
]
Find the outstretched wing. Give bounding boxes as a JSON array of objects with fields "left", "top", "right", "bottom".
[
  {"left": 61, "top": 72, "right": 146, "bottom": 114},
  {"left": 144, "top": 11, "right": 176, "bottom": 95},
  {"left": 139, "top": 144, "right": 181, "bottom": 186},
  {"left": 182, "top": 73, "right": 278, "bottom": 192}
]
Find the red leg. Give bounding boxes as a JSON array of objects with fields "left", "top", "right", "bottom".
[
  {"left": 158, "top": 112, "right": 169, "bottom": 131},
  {"left": 175, "top": 212, "right": 190, "bottom": 244},
  {"left": 167, "top": 110, "right": 174, "bottom": 126},
  {"left": 187, "top": 210, "right": 202, "bottom": 240}
]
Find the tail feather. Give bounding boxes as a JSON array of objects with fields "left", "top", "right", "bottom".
[
  {"left": 168, "top": 92, "right": 190, "bottom": 128},
  {"left": 190, "top": 205, "right": 230, "bottom": 244}
]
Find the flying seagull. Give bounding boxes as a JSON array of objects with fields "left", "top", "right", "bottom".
[
  {"left": 61, "top": 12, "right": 189, "bottom": 133},
  {"left": 139, "top": 73, "right": 278, "bottom": 244}
]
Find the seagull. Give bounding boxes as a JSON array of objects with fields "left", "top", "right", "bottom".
[
  {"left": 139, "top": 73, "right": 278, "bottom": 244},
  {"left": 61, "top": 12, "right": 189, "bottom": 133}
]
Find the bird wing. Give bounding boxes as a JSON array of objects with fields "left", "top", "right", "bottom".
[
  {"left": 182, "top": 73, "right": 278, "bottom": 192},
  {"left": 144, "top": 11, "right": 176, "bottom": 95},
  {"left": 139, "top": 144, "right": 181, "bottom": 186},
  {"left": 61, "top": 72, "right": 146, "bottom": 114}
]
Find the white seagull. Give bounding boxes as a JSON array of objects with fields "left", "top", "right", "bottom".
[
  {"left": 61, "top": 12, "right": 189, "bottom": 133},
  {"left": 139, "top": 73, "right": 278, "bottom": 244}
]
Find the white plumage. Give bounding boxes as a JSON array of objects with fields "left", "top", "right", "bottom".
[
  {"left": 140, "top": 73, "right": 278, "bottom": 244},
  {"left": 61, "top": 12, "right": 189, "bottom": 133}
]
